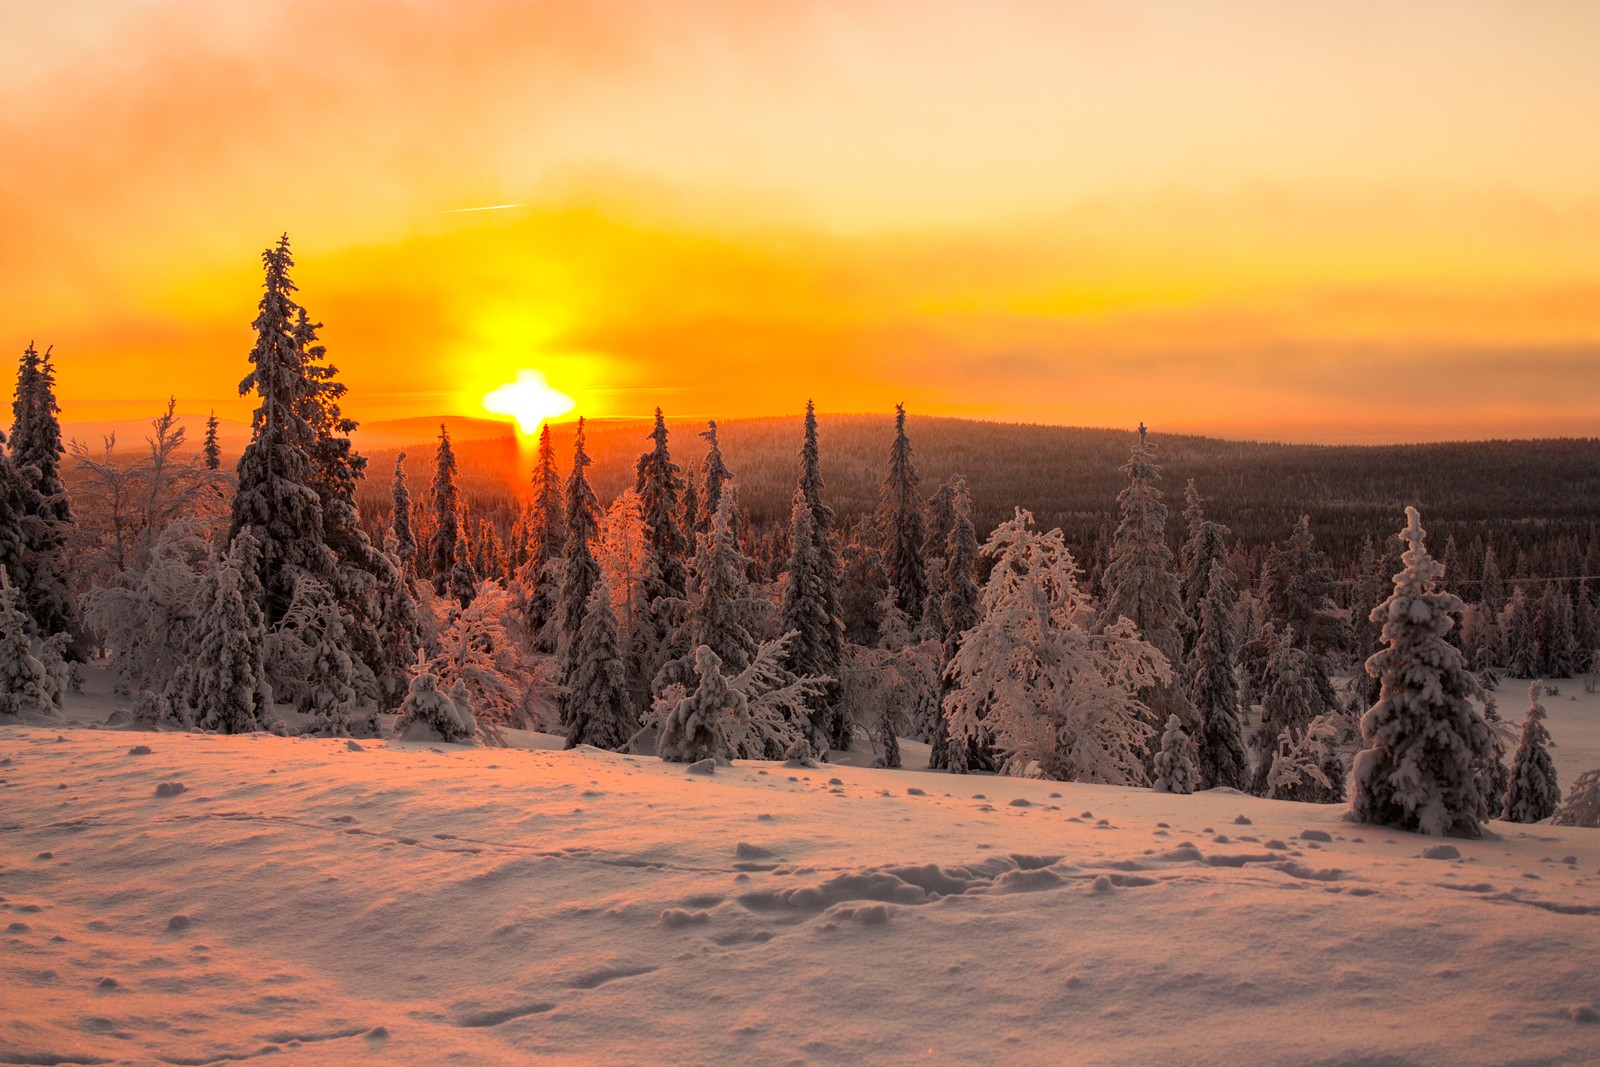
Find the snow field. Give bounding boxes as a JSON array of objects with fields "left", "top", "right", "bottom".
[{"left": 3, "top": 700, "right": 1598, "bottom": 1066}]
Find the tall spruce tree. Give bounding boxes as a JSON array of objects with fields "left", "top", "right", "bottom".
[
  {"left": 1502, "top": 681, "right": 1561, "bottom": 823},
  {"left": 780, "top": 401, "right": 846, "bottom": 750},
  {"left": 1349, "top": 507, "right": 1491, "bottom": 838},
  {"left": 202, "top": 410, "right": 222, "bottom": 471},
  {"left": 8, "top": 343, "right": 80, "bottom": 646},
  {"left": 565, "top": 573, "right": 635, "bottom": 751},
  {"left": 634, "top": 409, "right": 689, "bottom": 691},
  {"left": 389, "top": 452, "right": 417, "bottom": 574},
  {"left": 881, "top": 404, "right": 928, "bottom": 632},
  {"left": 229, "top": 235, "right": 336, "bottom": 626},
  {"left": 556, "top": 418, "right": 603, "bottom": 723},
  {"left": 1179, "top": 481, "right": 1232, "bottom": 661},
  {"left": 1190, "top": 566, "right": 1250, "bottom": 790},
  {"left": 194, "top": 532, "right": 270, "bottom": 735},
  {"left": 523, "top": 422, "right": 566, "bottom": 650},
  {"left": 1101, "top": 424, "right": 1192, "bottom": 748},
  {"left": 930, "top": 476, "right": 990, "bottom": 771},
  {"left": 427, "top": 425, "right": 462, "bottom": 597},
  {"left": 696, "top": 420, "right": 733, "bottom": 538}
]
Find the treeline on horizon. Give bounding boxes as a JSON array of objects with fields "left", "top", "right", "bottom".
[{"left": 351, "top": 416, "right": 1600, "bottom": 591}]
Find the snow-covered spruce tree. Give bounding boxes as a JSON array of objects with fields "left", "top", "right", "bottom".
[
  {"left": 655, "top": 486, "right": 763, "bottom": 694},
  {"left": 0, "top": 426, "right": 28, "bottom": 598},
  {"left": 1349, "top": 507, "right": 1492, "bottom": 838},
  {"left": 393, "top": 658, "right": 478, "bottom": 744},
  {"left": 922, "top": 476, "right": 962, "bottom": 640},
  {"left": 428, "top": 580, "right": 528, "bottom": 735},
  {"left": 556, "top": 418, "right": 603, "bottom": 724},
  {"left": 1190, "top": 566, "right": 1250, "bottom": 790},
  {"left": 779, "top": 401, "right": 846, "bottom": 750},
  {"left": 229, "top": 236, "right": 336, "bottom": 626},
  {"left": 881, "top": 403, "right": 928, "bottom": 634},
  {"left": 1501, "top": 680, "right": 1561, "bottom": 823},
  {"left": 1100, "top": 423, "right": 1192, "bottom": 750},
  {"left": 9, "top": 342, "right": 81, "bottom": 645},
  {"left": 521, "top": 422, "right": 565, "bottom": 651},
  {"left": 695, "top": 420, "right": 734, "bottom": 538},
  {"left": 1152, "top": 715, "right": 1199, "bottom": 794},
  {"left": 1475, "top": 694, "right": 1512, "bottom": 809},
  {"left": 838, "top": 521, "right": 889, "bottom": 647},
  {"left": 1535, "top": 584, "right": 1580, "bottom": 678},
  {"left": 1501, "top": 586, "right": 1538, "bottom": 678},
  {"left": 565, "top": 573, "right": 636, "bottom": 751},
  {"left": 427, "top": 425, "right": 462, "bottom": 598},
  {"left": 389, "top": 451, "right": 417, "bottom": 575},
  {"left": 447, "top": 517, "right": 479, "bottom": 609},
  {"left": 267, "top": 575, "right": 369, "bottom": 737},
  {"left": 633, "top": 410, "right": 689, "bottom": 698},
  {"left": 658, "top": 645, "right": 742, "bottom": 763},
  {"left": 1551, "top": 768, "right": 1600, "bottom": 828},
  {"left": 194, "top": 533, "right": 270, "bottom": 735},
  {"left": 1267, "top": 716, "right": 1344, "bottom": 803},
  {"left": 1179, "top": 481, "right": 1233, "bottom": 660},
  {"left": 202, "top": 410, "right": 221, "bottom": 471},
  {"left": 930, "top": 476, "right": 991, "bottom": 771},
  {"left": 1251, "top": 626, "right": 1328, "bottom": 795},
  {"left": 943, "top": 509, "right": 1169, "bottom": 784},
  {"left": 0, "top": 571, "right": 53, "bottom": 718},
  {"left": 1261, "top": 515, "right": 1346, "bottom": 654},
  {"left": 595, "top": 487, "right": 650, "bottom": 700}
]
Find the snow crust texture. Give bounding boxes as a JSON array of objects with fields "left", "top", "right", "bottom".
[{"left": 2, "top": 718, "right": 1598, "bottom": 1065}]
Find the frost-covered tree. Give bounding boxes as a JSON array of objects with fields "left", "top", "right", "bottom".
[
  {"left": 930, "top": 476, "right": 989, "bottom": 771},
  {"left": 1190, "top": 567, "right": 1250, "bottom": 791},
  {"left": 632, "top": 411, "right": 687, "bottom": 697},
  {"left": 193, "top": 532, "right": 270, "bottom": 735},
  {"left": 1501, "top": 681, "right": 1561, "bottom": 823},
  {"left": 655, "top": 636, "right": 823, "bottom": 763},
  {"left": 658, "top": 645, "right": 742, "bottom": 763},
  {"left": 68, "top": 399, "right": 230, "bottom": 583},
  {"left": 427, "top": 425, "right": 462, "bottom": 597},
  {"left": 1267, "top": 715, "right": 1344, "bottom": 803},
  {"left": 1152, "top": 715, "right": 1198, "bottom": 794},
  {"left": 695, "top": 420, "right": 734, "bottom": 538},
  {"left": 1349, "top": 507, "right": 1492, "bottom": 838},
  {"left": 1475, "top": 694, "right": 1512, "bottom": 811},
  {"left": 943, "top": 509, "right": 1168, "bottom": 784},
  {"left": 8, "top": 342, "right": 80, "bottom": 645},
  {"left": 1551, "top": 768, "right": 1600, "bottom": 828},
  {"left": 779, "top": 402, "right": 846, "bottom": 750},
  {"left": 1261, "top": 516, "right": 1345, "bottom": 653},
  {"left": 389, "top": 451, "right": 417, "bottom": 575},
  {"left": 521, "top": 422, "right": 565, "bottom": 650},
  {"left": 1101, "top": 424, "right": 1192, "bottom": 751},
  {"left": 838, "top": 521, "right": 889, "bottom": 647},
  {"left": 429, "top": 580, "right": 528, "bottom": 734},
  {"left": 0, "top": 571, "right": 53, "bottom": 718},
  {"left": 229, "top": 236, "right": 336, "bottom": 626},
  {"left": 1179, "top": 481, "right": 1232, "bottom": 660},
  {"left": 656, "top": 487, "right": 764, "bottom": 702},
  {"left": 922, "top": 477, "right": 962, "bottom": 640},
  {"left": 393, "top": 660, "right": 478, "bottom": 744},
  {"left": 556, "top": 419, "right": 603, "bottom": 722},
  {"left": 1535, "top": 584, "right": 1580, "bottom": 678},
  {"left": 881, "top": 404, "right": 928, "bottom": 631},
  {"left": 595, "top": 487, "right": 651, "bottom": 698},
  {"left": 565, "top": 573, "right": 636, "bottom": 751},
  {"left": 1252, "top": 627, "right": 1333, "bottom": 795},
  {"left": 267, "top": 575, "right": 370, "bottom": 737},
  {"left": 1501, "top": 586, "right": 1538, "bottom": 678},
  {"left": 447, "top": 517, "right": 479, "bottom": 609}
]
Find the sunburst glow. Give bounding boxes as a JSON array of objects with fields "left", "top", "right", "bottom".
[{"left": 482, "top": 369, "right": 577, "bottom": 436}]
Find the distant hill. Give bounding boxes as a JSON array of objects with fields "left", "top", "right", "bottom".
[{"left": 355, "top": 414, "right": 1600, "bottom": 571}]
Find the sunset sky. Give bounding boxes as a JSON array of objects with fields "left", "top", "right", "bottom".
[{"left": 2, "top": 0, "right": 1597, "bottom": 443}]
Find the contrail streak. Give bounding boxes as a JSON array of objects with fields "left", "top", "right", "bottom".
[{"left": 441, "top": 203, "right": 525, "bottom": 214}]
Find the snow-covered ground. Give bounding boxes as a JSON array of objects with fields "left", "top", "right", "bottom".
[{"left": 3, "top": 670, "right": 1598, "bottom": 1066}]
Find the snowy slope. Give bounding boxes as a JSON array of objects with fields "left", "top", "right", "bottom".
[{"left": 3, "top": 680, "right": 1599, "bottom": 1066}]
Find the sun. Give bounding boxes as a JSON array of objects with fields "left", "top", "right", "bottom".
[{"left": 482, "top": 369, "right": 577, "bottom": 436}]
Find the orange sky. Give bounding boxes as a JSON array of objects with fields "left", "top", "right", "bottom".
[{"left": 2, "top": 0, "right": 1597, "bottom": 443}]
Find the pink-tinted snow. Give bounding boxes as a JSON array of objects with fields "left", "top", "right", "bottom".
[{"left": 2, "top": 670, "right": 1597, "bottom": 1065}]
